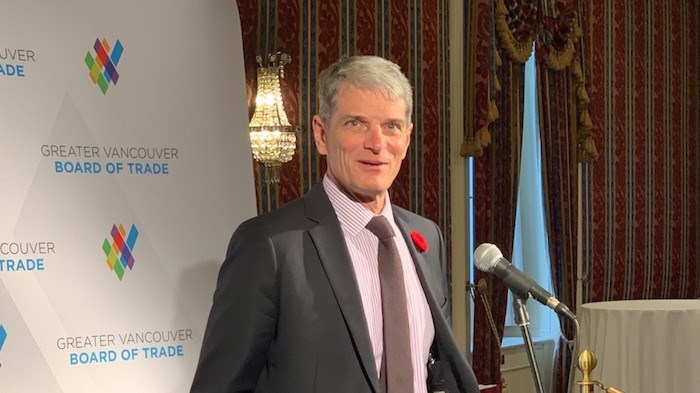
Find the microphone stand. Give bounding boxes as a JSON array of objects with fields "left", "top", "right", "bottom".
[{"left": 513, "top": 295, "right": 545, "bottom": 393}]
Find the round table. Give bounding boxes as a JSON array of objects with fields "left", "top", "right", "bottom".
[{"left": 579, "top": 299, "right": 700, "bottom": 393}]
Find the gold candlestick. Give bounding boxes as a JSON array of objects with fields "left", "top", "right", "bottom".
[
  {"left": 576, "top": 349, "right": 625, "bottom": 393},
  {"left": 577, "top": 350, "right": 596, "bottom": 393}
]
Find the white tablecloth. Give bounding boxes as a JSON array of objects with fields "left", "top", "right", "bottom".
[{"left": 579, "top": 299, "right": 700, "bottom": 393}]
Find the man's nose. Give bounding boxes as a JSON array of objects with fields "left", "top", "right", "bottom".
[{"left": 365, "top": 124, "right": 385, "bottom": 152}]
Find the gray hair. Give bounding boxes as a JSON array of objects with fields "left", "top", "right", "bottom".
[{"left": 316, "top": 56, "right": 413, "bottom": 124}]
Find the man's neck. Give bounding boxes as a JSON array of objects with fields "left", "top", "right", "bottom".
[{"left": 325, "top": 174, "right": 387, "bottom": 215}]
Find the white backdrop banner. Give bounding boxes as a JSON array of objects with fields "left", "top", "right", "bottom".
[{"left": 0, "top": 1, "right": 256, "bottom": 392}]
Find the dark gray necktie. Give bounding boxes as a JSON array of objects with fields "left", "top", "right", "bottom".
[{"left": 366, "top": 215, "right": 414, "bottom": 393}]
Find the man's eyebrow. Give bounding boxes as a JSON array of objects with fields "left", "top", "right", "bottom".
[
  {"left": 339, "top": 115, "right": 406, "bottom": 125},
  {"left": 386, "top": 118, "right": 405, "bottom": 124},
  {"left": 341, "top": 114, "right": 368, "bottom": 121}
]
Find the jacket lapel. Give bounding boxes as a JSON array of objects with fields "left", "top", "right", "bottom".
[
  {"left": 392, "top": 210, "right": 444, "bottom": 311},
  {"left": 394, "top": 209, "right": 474, "bottom": 392},
  {"left": 392, "top": 209, "right": 455, "bottom": 348},
  {"left": 304, "top": 184, "right": 380, "bottom": 392}
]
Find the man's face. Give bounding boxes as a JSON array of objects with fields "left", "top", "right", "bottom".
[{"left": 313, "top": 83, "right": 412, "bottom": 208}]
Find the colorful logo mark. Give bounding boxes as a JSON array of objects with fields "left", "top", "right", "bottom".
[
  {"left": 102, "top": 224, "right": 138, "bottom": 281},
  {"left": 0, "top": 325, "right": 7, "bottom": 352},
  {"left": 85, "top": 38, "right": 123, "bottom": 94}
]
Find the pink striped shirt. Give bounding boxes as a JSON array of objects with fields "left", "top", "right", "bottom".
[{"left": 323, "top": 176, "right": 434, "bottom": 393}]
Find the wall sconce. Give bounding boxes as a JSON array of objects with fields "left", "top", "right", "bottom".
[{"left": 248, "top": 52, "right": 297, "bottom": 184}]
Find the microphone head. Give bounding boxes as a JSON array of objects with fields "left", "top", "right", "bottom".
[{"left": 474, "top": 243, "right": 503, "bottom": 272}]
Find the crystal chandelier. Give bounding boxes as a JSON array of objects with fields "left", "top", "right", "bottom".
[{"left": 248, "top": 52, "right": 297, "bottom": 184}]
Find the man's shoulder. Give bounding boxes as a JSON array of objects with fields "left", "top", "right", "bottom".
[
  {"left": 243, "top": 197, "right": 305, "bottom": 228},
  {"left": 392, "top": 204, "right": 437, "bottom": 228},
  {"left": 238, "top": 183, "right": 331, "bottom": 233},
  {"left": 391, "top": 204, "right": 443, "bottom": 245}
]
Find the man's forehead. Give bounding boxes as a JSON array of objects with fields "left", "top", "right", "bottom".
[
  {"left": 336, "top": 82, "right": 402, "bottom": 102},
  {"left": 337, "top": 85, "right": 406, "bottom": 111}
]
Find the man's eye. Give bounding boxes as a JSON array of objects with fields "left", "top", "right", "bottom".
[{"left": 347, "top": 120, "right": 359, "bottom": 127}]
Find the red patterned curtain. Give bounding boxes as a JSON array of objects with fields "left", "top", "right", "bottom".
[
  {"left": 237, "top": 0, "right": 453, "bottom": 239},
  {"left": 464, "top": 0, "right": 523, "bottom": 385},
  {"left": 539, "top": 1, "right": 700, "bottom": 391},
  {"left": 466, "top": 0, "right": 598, "bottom": 387},
  {"left": 536, "top": 46, "right": 581, "bottom": 393},
  {"left": 470, "top": 58, "right": 522, "bottom": 384},
  {"left": 582, "top": 0, "right": 699, "bottom": 303},
  {"left": 535, "top": 0, "right": 594, "bottom": 391}
]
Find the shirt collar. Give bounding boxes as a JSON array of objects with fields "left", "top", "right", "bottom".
[{"left": 323, "top": 175, "right": 395, "bottom": 238}]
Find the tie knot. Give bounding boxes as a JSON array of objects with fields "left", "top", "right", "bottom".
[{"left": 366, "top": 215, "right": 395, "bottom": 240}]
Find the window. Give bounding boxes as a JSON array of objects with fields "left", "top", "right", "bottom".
[
  {"left": 502, "top": 48, "right": 560, "bottom": 343},
  {"left": 466, "top": 48, "right": 559, "bottom": 356},
  {"left": 504, "top": 48, "right": 559, "bottom": 346},
  {"left": 464, "top": 44, "right": 560, "bottom": 393}
]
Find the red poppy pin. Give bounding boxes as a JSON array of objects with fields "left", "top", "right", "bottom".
[{"left": 410, "top": 231, "right": 429, "bottom": 252}]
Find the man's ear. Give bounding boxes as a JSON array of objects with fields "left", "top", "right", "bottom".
[{"left": 312, "top": 115, "right": 328, "bottom": 155}]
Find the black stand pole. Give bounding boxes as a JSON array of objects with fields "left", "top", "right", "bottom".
[{"left": 513, "top": 296, "right": 545, "bottom": 393}]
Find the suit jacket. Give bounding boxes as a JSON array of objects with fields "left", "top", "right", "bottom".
[{"left": 191, "top": 183, "right": 479, "bottom": 393}]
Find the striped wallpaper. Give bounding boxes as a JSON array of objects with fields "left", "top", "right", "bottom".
[
  {"left": 583, "top": 0, "right": 699, "bottom": 302},
  {"left": 237, "top": 0, "right": 452, "bottom": 240}
]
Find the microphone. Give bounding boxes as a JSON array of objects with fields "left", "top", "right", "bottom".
[{"left": 474, "top": 243, "right": 576, "bottom": 320}]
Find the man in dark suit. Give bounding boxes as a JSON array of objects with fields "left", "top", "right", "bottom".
[{"left": 191, "top": 55, "right": 479, "bottom": 393}]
